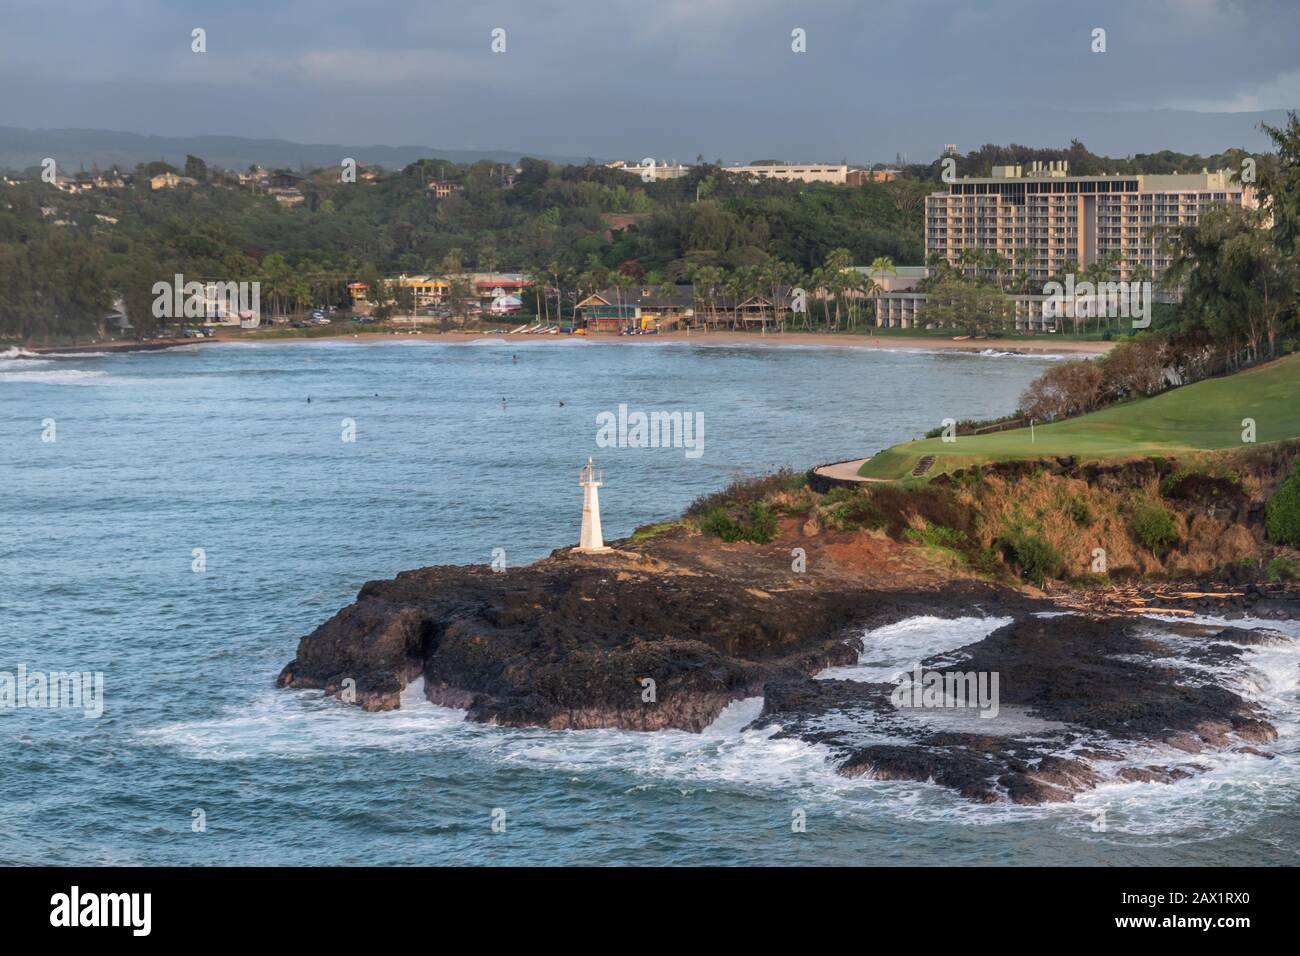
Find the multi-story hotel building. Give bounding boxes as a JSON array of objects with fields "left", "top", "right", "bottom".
[{"left": 924, "top": 160, "right": 1256, "bottom": 288}]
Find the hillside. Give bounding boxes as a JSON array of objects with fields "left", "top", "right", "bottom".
[{"left": 860, "top": 353, "right": 1300, "bottom": 480}]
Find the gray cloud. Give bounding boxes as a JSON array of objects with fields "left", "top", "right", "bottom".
[{"left": 0, "top": 0, "right": 1295, "bottom": 161}]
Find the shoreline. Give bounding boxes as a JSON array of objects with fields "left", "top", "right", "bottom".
[
  {"left": 221, "top": 328, "right": 1114, "bottom": 355},
  {"left": 16, "top": 329, "right": 1112, "bottom": 356}
]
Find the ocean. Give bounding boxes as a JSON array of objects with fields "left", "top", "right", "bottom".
[{"left": 2, "top": 337, "right": 1296, "bottom": 866}]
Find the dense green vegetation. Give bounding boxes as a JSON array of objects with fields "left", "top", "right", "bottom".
[
  {"left": 0, "top": 154, "right": 927, "bottom": 344},
  {"left": 3, "top": 134, "right": 1281, "bottom": 345},
  {"left": 1266, "top": 460, "right": 1300, "bottom": 547}
]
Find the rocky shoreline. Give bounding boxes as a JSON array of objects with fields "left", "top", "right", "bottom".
[
  {"left": 277, "top": 508, "right": 1297, "bottom": 803},
  {"left": 277, "top": 537, "right": 1035, "bottom": 725},
  {"left": 755, "top": 615, "right": 1282, "bottom": 803}
]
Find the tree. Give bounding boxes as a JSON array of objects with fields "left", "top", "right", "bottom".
[
  {"left": 359, "top": 263, "right": 393, "bottom": 320},
  {"left": 867, "top": 256, "right": 895, "bottom": 330},
  {"left": 919, "top": 276, "right": 1012, "bottom": 336},
  {"left": 1166, "top": 206, "right": 1297, "bottom": 368},
  {"left": 1019, "top": 359, "right": 1106, "bottom": 421},
  {"left": 985, "top": 250, "right": 1010, "bottom": 292},
  {"left": 1256, "top": 110, "right": 1300, "bottom": 256},
  {"left": 1013, "top": 246, "right": 1036, "bottom": 294}
]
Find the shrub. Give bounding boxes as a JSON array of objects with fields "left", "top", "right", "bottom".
[
  {"left": 1019, "top": 359, "right": 1105, "bottom": 422},
  {"left": 1266, "top": 557, "right": 1299, "bottom": 582},
  {"left": 698, "top": 503, "right": 778, "bottom": 544},
  {"left": 1265, "top": 461, "right": 1300, "bottom": 547},
  {"left": 1066, "top": 496, "right": 1094, "bottom": 525},
  {"left": 968, "top": 546, "right": 1003, "bottom": 576},
  {"left": 1159, "top": 468, "right": 1191, "bottom": 497},
  {"left": 822, "top": 487, "right": 886, "bottom": 531},
  {"left": 867, "top": 484, "right": 977, "bottom": 540},
  {"left": 687, "top": 468, "right": 805, "bottom": 517},
  {"left": 996, "top": 529, "right": 1063, "bottom": 586},
  {"left": 904, "top": 522, "right": 967, "bottom": 549},
  {"left": 1130, "top": 502, "right": 1180, "bottom": 557}
]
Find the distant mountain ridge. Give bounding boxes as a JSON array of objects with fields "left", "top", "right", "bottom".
[
  {"left": 0, "top": 127, "right": 600, "bottom": 172},
  {"left": 0, "top": 110, "right": 1291, "bottom": 175}
]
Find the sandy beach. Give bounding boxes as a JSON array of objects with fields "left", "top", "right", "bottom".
[
  {"left": 224, "top": 328, "right": 1113, "bottom": 355},
  {"left": 24, "top": 328, "right": 1114, "bottom": 356}
]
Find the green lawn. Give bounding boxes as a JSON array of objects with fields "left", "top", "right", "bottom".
[{"left": 859, "top": 352, "right": 1300, "bottom": 480}]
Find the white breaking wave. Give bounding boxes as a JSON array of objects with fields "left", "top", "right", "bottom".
[
  {"left": 0, "top": 368, "right": 109, "bottom": 385},
  {"left": 817, "top": 615, "right": 1013, "bottom": 682},
  {"left": 141, "top": 613, "right": 1300, "bottom": 840},
  {"left": 141, "top": 682, "right": 848, "bottom": 794},
  {"left": 1056, "top": 613, "right": 1300, "bottom": 844}
]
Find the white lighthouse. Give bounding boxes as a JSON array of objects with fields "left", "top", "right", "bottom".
[{"left": 578, "top": 457, "right": 610, "bottom": 552}]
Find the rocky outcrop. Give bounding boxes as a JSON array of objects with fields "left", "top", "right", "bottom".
[
  {"left": 278, "top": 542, "right": 1033, "bottom": 728},
  {"left": 753, "top": 616, "right": 1283, "bottom": 803}
]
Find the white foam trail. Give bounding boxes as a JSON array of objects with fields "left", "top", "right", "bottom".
[{"left": 818, "top": 615, "right": 1013, "bottom": 682}]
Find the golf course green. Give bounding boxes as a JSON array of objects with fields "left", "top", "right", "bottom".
[{"left": 859, "top": 352, "right": 1300, "bottom": 480}]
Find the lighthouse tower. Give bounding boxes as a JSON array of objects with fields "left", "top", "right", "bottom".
[{"left": 578, "top": 457, "right": 610, "bottom": 552}]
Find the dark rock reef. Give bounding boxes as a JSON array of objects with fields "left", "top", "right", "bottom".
[
  {"left": 278, "top": 541, "right": 1027, "bottom": 729},
  {"left": 278, "top": 523, "right": 1294, "bottom": 803},
  {"left": 754, "top": 616, "right": 1283, "bottom": 803}
]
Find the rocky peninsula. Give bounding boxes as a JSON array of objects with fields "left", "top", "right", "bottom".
[{"left": 279, "top": 444, "right": 1300, "bottom": 804}]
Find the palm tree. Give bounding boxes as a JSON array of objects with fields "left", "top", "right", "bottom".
[
  {"left": 867, "top": 256, "right": 895, "bottom": 330},
  {"left": 760, "top": 257, "right": 786, "bottom": 333},
  {"left": 820, "top": 248, "right": 853, "bottom": 331},
  {"left": 985, "top": 250, "right": 1010, "bottom": 291},
  {"left": 850, "top": 271, "right": 876, "bottom": 331},
  {"left": 547, "top": 259, "right": 563, "bottom": 325},
  {"left": 1013, "top": 246, "right": 1035, "bottom": 294},
  {"left": 528, "top": 266, "right": 549, "bottom": 325},
  {"left": 806, "top": 266, "right": 826, "bottom": 330},
  {"left": 957, "top": 247, "right": 982, "bottom": 282}
]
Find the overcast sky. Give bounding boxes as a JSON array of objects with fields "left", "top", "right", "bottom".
[{"left": 2, "top": 0, "right": 1297, "bottom": 162}]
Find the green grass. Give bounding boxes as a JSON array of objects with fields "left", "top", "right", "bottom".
[
  {"left": 629, "top": 521, "right": 683, "bottom": 541},
  {"left": 860, "top": 352, "right": 1300, "bottom": 480}
]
